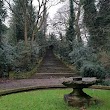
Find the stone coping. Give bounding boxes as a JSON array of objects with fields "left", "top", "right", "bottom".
[
  {"left": 0, "top": 85, "right": 110, "bottom": 97},
  {"left": 90, "top": 85, "right": 110, "bottom": 90}
]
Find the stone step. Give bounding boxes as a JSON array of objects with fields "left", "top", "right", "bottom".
[
  {"left": 41, "top": 62, "right": 67, "bottom": 66},
  {"left": 37, "top": 69, "right": 73, "bottom": 73},
  {"left": 38, "top": 67, "right": 71, "bottom": 70},
  {"left": 42, "top": 61, "right": 63, "bottom": 64},
  {"left": 31, "top": 73, "right": 78, "bottom": 79},
  {"left": 41, "top": 65, "right": 64, "bottom": 67},
  {"left": 38, "top": 69, "right": 73, "bottom": 72},
  {"left": 31, "top": 49, "right": 75, "bottom": 78}
]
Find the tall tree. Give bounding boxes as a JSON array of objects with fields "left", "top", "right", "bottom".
[
  {"left": 0, "top": 0, "right": 6, "bottom": 45},
  {"left": 41, "top": 5, "right": 48, "bottom": 37},
  {"left": 31, "top": 0, "right": 49, "bottom": 43},
  {"left": 66, "top": 0, "right": 75, "bottom": 51},
  {"left": 83, "top": 0, "right": 110, "bottom": 50},
  {"left": 83, "top": 0, "right": 97, "bottom": 49},
  {"left": 74, "top": 0, "right": 82, "bottom": 44},
  {"left": 8, "top": 0, "right": 36, "bottom": 45},
  {"left": 5, "top": 0, "right": 61, "bottom": 45},
  {"left": 97, "top": 0, "right": 110, "bottom": 50}
]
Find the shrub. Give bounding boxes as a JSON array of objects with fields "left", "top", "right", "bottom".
[
  {"left": 69, "top": 45, "right": 96, "bottom": 61},
  {"left": 0, "top": 40, "right": 42, "bottom": 77},
  {"left": 80, "top": 61, "right": 106, "bottom": 79},
  {"left": 13, "top": 41, "right": 40, "bottom": 72},
  {"left": 58, "top": 43, "right": 71, "bottom": 61},
  {"left": 101, "top": 80, "right": 110, "bottom": 86},
  {"left": 69, "top": 44, "right": 98, "bottom": 69},
  {"left": 0, "top": 42, "right": 16, "bottom": 77}
]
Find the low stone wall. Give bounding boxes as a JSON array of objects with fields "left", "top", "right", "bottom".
[
  {"left": 0, "top": 85, "right": 110, "bottom": 97},
  {"left": 90, "top": 85, "right": 110, "bottom": 90},
  {"left": 0, "top": 85, "right": 66, "bottom": 96}
]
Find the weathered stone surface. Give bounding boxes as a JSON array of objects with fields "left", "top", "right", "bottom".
[
  {"left": 37, "top": 49, "right": 74, "bottom": 73},
  {"left": 62, "top": 77, "right": 99, "bottom": 88},
  {"left": 62, "top": 77, "right": 99, "bottom": 107},
  {"left": 64, "top": 93, "right": 97, "bottom": 107}
]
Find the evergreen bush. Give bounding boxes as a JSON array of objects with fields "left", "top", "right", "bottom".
[
  {"left": 13, "top": 41, "right": 40, "bottom": 72},
  {"left": 69, "top": 44, "right": 97, "bottom": 69},
  {"left": 57, "top": 42, "right": 71, "bottom": 62},
  {"left": 0, "top": 40, "right": 41, "bottom": 77},
  {"left": 0, "top": 42, "right": 16, "bottom": 77},
  {"left": 80, "top": 61, "right": 106, "bottom": 79}
]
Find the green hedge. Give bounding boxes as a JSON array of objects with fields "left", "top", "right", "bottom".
[
  {"left": 9, "top": 58, "right": 43, "bottom": 79},
  {"left": 80, "top": 61, "right": 106, "bottom": 80}
]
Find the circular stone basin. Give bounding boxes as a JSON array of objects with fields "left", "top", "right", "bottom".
[
  {"left": 62, "top": 77, "right": 99, "bottom": 107},
  {"left": 63, "top": 77, "right": 98, "bottom": 88}
]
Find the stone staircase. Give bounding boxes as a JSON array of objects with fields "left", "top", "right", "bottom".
[{"left": 31, "top": 49, "right": 77, "bottom": 79}]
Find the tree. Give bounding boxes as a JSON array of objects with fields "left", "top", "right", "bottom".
[
  {"left": 83, "top": 0, "right": 110, "bottom": 50},
  {"left": 0, "top": 0, "right": 7, "bottom": 45},
  {"left": 31, "top": 0, "right": 63, "bottom": 43},
  {"left": 40, "top": 3, "right": 48, "bottom": 41},
  {"left": 51, "top": 4, "right": 69, "bottom": 35},
  {"left": 66, "top": 0, "right": 75, "bottom": 51},
  {"left": 74, "top": 0, "right": 82, "bottom": 43},
  {"left": 5, "top": 0, "right": 37, "bottom": 45},
  {"left": 5, "top": 0, "right": 49, "bottom": 45},
  {"left": 51, "top": 0, "right": 83, "bottom": 44},
  {"left": 97, "top": 0, "right": 110, "bottom": 50},
  {"left": 83, "top": 0, "right": 97, "bottom": 49}
]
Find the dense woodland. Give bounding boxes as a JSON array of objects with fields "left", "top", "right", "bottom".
[{"left": 0, "top": 0, "right": 110, "bottom": 85}]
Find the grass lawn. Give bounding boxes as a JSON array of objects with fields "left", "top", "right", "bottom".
[{"left": 0, "top": 89, "right": 110, "bottom": 110}]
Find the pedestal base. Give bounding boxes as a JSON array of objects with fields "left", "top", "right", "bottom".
[{"left": 64, "top": 89, "right": 97, "bottom": 107}]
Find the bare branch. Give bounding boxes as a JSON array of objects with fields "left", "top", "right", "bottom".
[{"left": 73, "top": 0, "right": 80, "bottom": 5}]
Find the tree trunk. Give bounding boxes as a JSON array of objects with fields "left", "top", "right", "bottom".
[
  {"left": 75, "top": 3, "right": 82, "bottom": 43},
  {"left": 31, "top": 31, "right": 35, "bottom": 43},
  {"left": 0, "top": 19, "right": 2, "bottom": 45},
  {"left": 24, "top": 15, "right": 28, "bottom": 45}
]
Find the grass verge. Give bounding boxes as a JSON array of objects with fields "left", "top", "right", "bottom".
[{"left": 0, "top": 89, "right": 110, "bottom": 110}]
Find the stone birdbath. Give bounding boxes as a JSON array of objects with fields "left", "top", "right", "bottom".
[{"left": 62, "top": 77, "right": 99, "bottom": 107}]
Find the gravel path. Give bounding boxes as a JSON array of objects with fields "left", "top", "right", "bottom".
[{"left": 0, "top": 78, "right": 66, "bottom": 90}]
